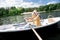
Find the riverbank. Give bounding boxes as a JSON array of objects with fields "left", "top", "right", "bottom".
[{"left": 39, "top": 9, "right": 60, "bottom": 13}]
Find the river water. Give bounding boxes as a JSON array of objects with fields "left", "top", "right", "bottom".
[{"left": 0, "top": 11, "right": 60, "bottom": 25}]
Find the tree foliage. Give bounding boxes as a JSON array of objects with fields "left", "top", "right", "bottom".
[{"left": 0, "top": 3, "right": 60, "bottom": 17}]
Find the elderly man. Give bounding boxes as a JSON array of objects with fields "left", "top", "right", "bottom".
[{"left": 24, "top": 10, "right": 41, "bottom": 27}]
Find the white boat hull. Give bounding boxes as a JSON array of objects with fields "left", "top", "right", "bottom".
[
  {"left": 0, "top": 17, "right": 60, "bottom": 32},
  {"left": 0, "top": 17, "right": 60, "bottom": 40}
]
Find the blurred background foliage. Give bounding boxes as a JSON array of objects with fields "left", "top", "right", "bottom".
[{"left": 0, "top": 3, "right": 60, "bottom": 17}]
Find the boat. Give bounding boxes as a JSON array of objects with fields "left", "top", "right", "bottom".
[
  {"left": 0, "top": 17, "right": 60, "bottom": 40},
  {"left": 0, "top": 17, "right": 59, "bottom": 32}
]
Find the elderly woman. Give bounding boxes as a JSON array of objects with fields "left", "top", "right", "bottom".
[{"left": 24, "top": 10, "right": 41, "bottom": 27}]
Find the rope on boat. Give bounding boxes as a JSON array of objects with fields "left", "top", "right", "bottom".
[{"left": 29, "top": 24, "right": 42, "bottom": 40}]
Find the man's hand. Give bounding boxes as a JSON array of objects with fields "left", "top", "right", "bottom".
[{"left": 24, "top": 17, "right": 33, "bottom": 23}]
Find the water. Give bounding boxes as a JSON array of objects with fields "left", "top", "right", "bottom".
[
  {"left": 0, "top": 11, "right": 60, "bottom": 25},
  {"left": 0, "top": 15, "right": 24, "bottom": 25},
  {"left": 40, "top": 11, "right": 60, "bottom": 19}
]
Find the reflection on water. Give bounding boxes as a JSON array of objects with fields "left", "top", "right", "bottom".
[
  {"left": 0, "top": 15, "right": 24, "bottom": 25},
  {"left": 0, "top": 11, "right": 60, "bottom": 25}
]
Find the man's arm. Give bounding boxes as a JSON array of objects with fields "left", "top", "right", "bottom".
[
  {"left": 24, "top": 17, "right": 33, "bottom": 23},
  {"left": 32, "top": 15, "right": 40, "bottom": 21}
]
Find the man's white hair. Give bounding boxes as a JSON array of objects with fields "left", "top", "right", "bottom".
[
  {"left": 33, "top": 10, "right": 37, "bottom": 12},
  {"left": 32, "top": 10, "right": 37, "bottom": 15}
]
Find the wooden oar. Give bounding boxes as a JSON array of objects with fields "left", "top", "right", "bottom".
[{"left": 29, "top": 24, "right": 42, "bottom": 40}]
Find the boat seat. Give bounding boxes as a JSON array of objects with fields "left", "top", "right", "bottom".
[{"left": 48, "top": 15, "right": 54, "bottom": 23}]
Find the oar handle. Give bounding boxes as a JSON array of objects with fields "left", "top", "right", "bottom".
[{"left": 29, "top": 24, "right": 42, "bottom": 40}]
